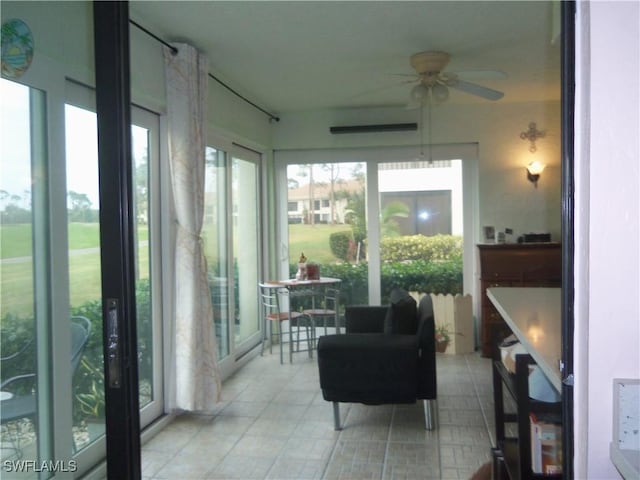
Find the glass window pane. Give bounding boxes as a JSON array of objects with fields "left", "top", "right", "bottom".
[
  {"left": 64, "top": 104, "right": 105, "bottom": 450},
  {"left": 377, "top": 160, "right": 463, "bottom": 300},
  {"left": 286, "top": 162, "right": 368, "bottom": 306},
  {"left": 203, "top": 147, "right": 230, "bottom": 359},
  {"left": 131, "top": 125, "right": 153, "bottom": 409},
  {"left": 0, "top": 78, "right": 42, "bottom": 464},
  {"left": 231, "top": 156, "right": 259, "bottom": 345}
]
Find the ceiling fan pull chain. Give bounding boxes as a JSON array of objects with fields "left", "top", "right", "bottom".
[
  {"left": 420, "top": 102, "right": 425, "bottom": 158},
  {"left": 427, "top": 92, "right": 433, "bottom": 164}
]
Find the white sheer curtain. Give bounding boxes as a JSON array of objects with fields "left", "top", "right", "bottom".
[{"left": 163, "top": 43, "right": 221, "bottom": 411}]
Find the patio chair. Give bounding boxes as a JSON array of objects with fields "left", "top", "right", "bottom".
[{"left": 0, "top": 316, "right": 91, "bottom": 458}]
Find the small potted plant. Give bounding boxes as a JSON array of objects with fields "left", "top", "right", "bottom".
[{"left": 435, "top": 324, "right": 453, "bottom": 353}]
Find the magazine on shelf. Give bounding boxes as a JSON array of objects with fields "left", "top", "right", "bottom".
[{"left": 530, "top": 413, "right": 562, "bottom": 475}]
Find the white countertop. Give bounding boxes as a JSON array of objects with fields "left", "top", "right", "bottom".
[{"left": 487, "top": 287, "right": 562, "bottom": 392}]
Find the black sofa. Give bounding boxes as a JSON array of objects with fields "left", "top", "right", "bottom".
[{"left": 317, "top": 290, "right": 437, "bottom": 430}]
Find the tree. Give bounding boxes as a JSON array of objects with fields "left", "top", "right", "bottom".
[
  {"left": 321, "top": 163, "right": 341, "bottom": 224},
  {"left": 68, "top": 191, "right": 93, "bottom": 222},
  {"left": 0, "top": 192, "right": 30, "bottom": 223},
  {"left": 297, "top": 164, "right": 315, "bottom": 225},
  {"left": 135, "top": 154, "right": 149, "bottom": 224},
  {"left": 380, "top": 201, "right": 410, "bottom": 237},
  {"left": 1, "top": 203, "right": 30, "bottom": 223},
  {"left": 344, "top": 188, "right": 366, "bottom": 243}
]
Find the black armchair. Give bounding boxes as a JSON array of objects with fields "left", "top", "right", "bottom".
[{"left": 317, "top": 292, "right": 437, "bottom": 430}]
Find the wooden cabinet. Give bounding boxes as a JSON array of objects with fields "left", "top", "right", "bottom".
[{"left": 477, "top": 244, "right": 561, "bottom": 357}]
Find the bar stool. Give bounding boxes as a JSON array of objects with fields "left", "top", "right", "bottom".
[
  {"left": 259, "top": 283, "right": 313, "bottom": 364},
  {"left": 303, "top": 287, "right": 341, "bottom": 343}
]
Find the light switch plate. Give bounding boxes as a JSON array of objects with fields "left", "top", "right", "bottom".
[{"left": 613, "top": 379, "right": 640, "bottom": 451}]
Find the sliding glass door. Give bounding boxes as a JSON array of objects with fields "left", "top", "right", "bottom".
[
  {"left": 204, "top": 143, "right": 262, "bottom": 369},
  {"left": 0, "top": 78, "right": 53, "bottom": 476},
  {"left": 376, "top": 160, "right": 464, "bottom": 298},
  {"left": 285, "top": 161, "right": 369, "bottom": 306},
  {"left": 0, "top": 77, "right": 163, "bottom": 476},
  {"left": 64, "top": 92, "right": 164, "bottom": 456},
  {"left": 204, "top": 147, "right": 231, "bottom": 359},
  {"left": 231, "top": 154, "right": 261, "bottom": 350},
  {"left": 277, "top": 146, "right": 477, "bottom": 306}
]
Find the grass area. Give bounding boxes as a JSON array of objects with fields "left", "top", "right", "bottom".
[
  {"left": 1, "top": 247, "right": 150, "bottom": 318},
  {"left": 1, "top": 222, "right": 149, "bottom": 317},
  {"left": 288, "top": 223, "right": 352, "bottom": 264},
  {"left": 1, "top": 224, "right": 32, "bottom": 258},
  {"left": 0, "top": 260, "right": 35, "bottom": 317},
  {"left": 1, "top": 223, "right": 148, "bottom": 259}
]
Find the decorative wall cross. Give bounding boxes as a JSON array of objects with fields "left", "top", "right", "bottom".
[{"left": 520, "top": 122, "right": 545, "bottom": 153}]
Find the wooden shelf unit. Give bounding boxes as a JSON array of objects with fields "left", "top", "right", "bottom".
[
  {"left": 492, "top": 354, "right": 563, "bottom": 480},
  {"left": 477, "top": 244, "right": 561, "bottom": 357}
]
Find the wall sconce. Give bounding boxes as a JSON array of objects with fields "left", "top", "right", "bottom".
[
  {"left": 521, "top": 122, "right": 546, "bottom": 187},
  {"left": 527, "top": 160, "right": 546, "bottom": 187}
]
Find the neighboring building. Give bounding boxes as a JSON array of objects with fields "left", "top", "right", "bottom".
[
  {"left": 287, "top": 160, "right": 463, "bottom": 236},
  {"left": 287, "top": 179, "right": 361, "bottom": 224}
]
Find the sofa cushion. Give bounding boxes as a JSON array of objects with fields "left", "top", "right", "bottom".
[
  {"left": 384, "top": 287, "right": 418, "bottom": 335},
  {"left": 416, "top": 294, "right": 435, "bottom": 349}
]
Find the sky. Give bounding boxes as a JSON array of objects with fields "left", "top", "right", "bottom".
[
  {"left": 0, "top": 79, "right": 31, "bottom": 207},
  {"left": 1, "top": 78, "right": 148, "bottom": 211}
]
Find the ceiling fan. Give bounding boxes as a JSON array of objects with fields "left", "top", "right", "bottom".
[{"left": 402, "top": 51, "right": 505, "bottom": 107}]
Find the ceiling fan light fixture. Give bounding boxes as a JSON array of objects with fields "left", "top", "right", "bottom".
[
  {"left": 407, "top": 50, "right": 505, "bottom": 103},
  {"left": 410, "top": 83, "right": 429, "bottom": 103},
  {"left": 432, "top": 83, "right": 449, "bottom": 102}
]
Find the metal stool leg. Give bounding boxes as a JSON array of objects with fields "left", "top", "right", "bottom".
[
  {"left": 332, "top": 402, "right": 342, "bottom": 431},
  {"left": 423, "top": 399, "right": 438, "bottom": 430}
]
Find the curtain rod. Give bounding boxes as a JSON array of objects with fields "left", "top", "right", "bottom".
[{"left": 129, "top": 20, "right": 280, "bottom": 123}]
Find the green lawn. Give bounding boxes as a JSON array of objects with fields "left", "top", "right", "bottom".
[
  {"left": 288, "top": 223, "right": 351, "bottom": 264},
  {"left": 1, "top": 223, "right": 148, "bottom": 259},
  {"left": 1, "top": 222, "right": 149, "bottom": 318}
]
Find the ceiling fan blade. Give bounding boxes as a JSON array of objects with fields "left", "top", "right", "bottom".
[
  {"left": 449, "top": 79, "right": 504, "bottom": 101},
  {"left": 450, "top": 69, "right": 508, "bottom": 80}
]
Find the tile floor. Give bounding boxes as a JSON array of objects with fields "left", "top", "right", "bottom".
[{"left": 141, "top": 350, "right": 497, "bottom": 480}]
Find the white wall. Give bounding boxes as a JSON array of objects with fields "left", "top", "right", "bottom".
[
  {"left": 273, "top": 100, "right": 562, "bottom": 242},
  {"left": 575, "top": 2, "right": 640, "bottom": 478}
]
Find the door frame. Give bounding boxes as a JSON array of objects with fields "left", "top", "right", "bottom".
[
  {"left": 93, "top": 3, "right": 141, "bottom": 479},
  {"left": 560, "top": 1, "right": 576, "bottom": 477}
]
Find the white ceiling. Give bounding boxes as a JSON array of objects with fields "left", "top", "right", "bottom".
[{"left": 130, "top": 1, "right": 561, "bottom": 115}]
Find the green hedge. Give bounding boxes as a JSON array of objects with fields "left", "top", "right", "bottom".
[
  {"left": 329, "top": 231, "right": 353, "bottom": 262},
  {"left": 290, "top": 257, "right": 462, "bottom": 306},
  {"left": 380, "top": 234, "right": 462, "bottom": 262},
  {"left": 1, "top": 279, "right": 153, "bottom": 421}
]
